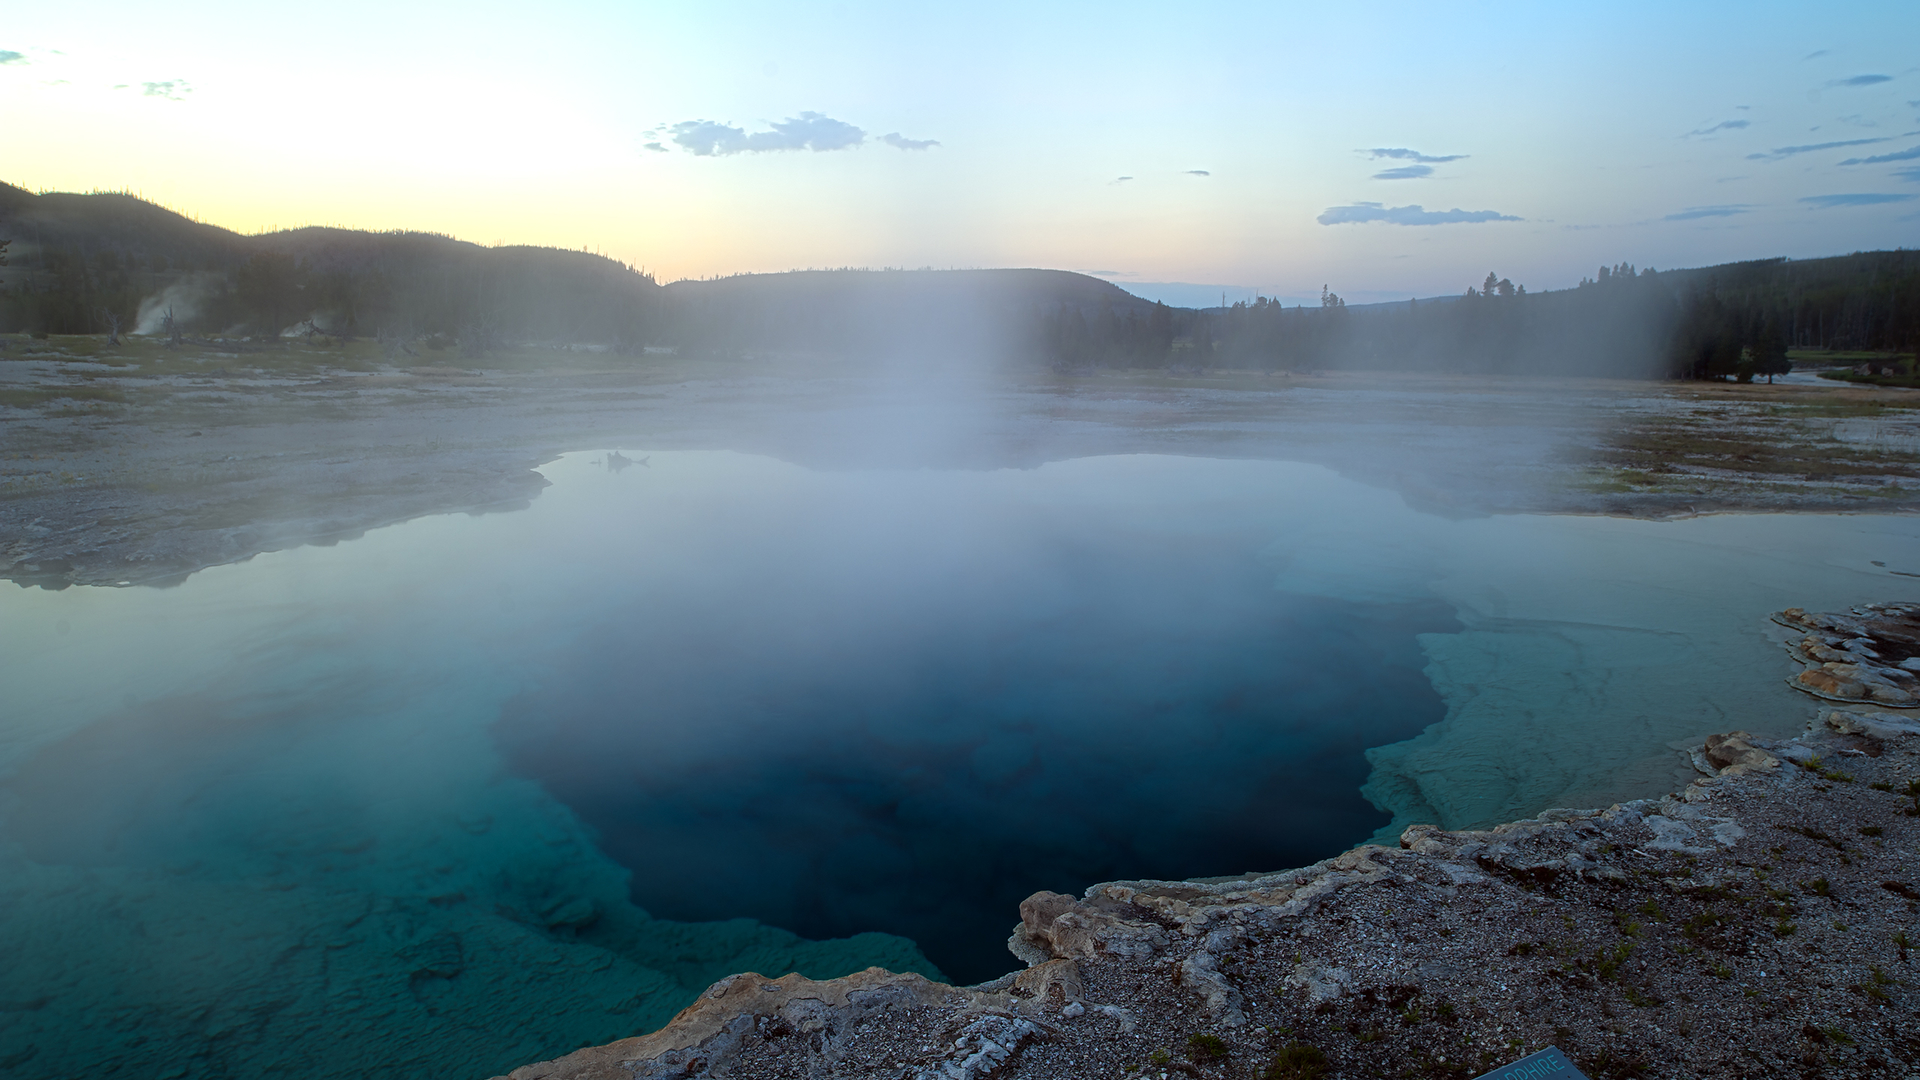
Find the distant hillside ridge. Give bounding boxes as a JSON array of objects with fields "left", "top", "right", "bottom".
[
  {"left": 661, "top": 268, "right": 1171, "bottom": 363},
  {"left": 1180, "top": 252, "right": 1919, "bottom": 378},
  {"left": 2, "top": 184, "right": 1914, "bottom": 378},
  {"left": 0, "top": 182, "right": 661, "bottom": 344},
  {"left": 665, "top": 267, "right": 1158, "bottom": 315}
]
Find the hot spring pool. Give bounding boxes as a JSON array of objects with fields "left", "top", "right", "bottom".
[{"left": 0, "top": 451, "right": 1911, "bottom": 1078}]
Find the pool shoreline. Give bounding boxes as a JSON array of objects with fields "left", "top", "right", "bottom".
[
  {"left": 495, "top": 706, "right": 1920, "bottom": 1080},
  {"left": 7, "top": 364, "right": 1917, "bottom": 591}
]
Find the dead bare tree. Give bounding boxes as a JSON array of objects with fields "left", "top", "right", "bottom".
[
  {"left": 162, "top": 307, "right": 182, "bottom": 348},
  {"left": 460, "top": 314, "right": 504, "bottom": 359},
  {"left": 378, "top": 323, "right": 418, "bottom": 363},
  {"left": 102, "top": 308, "right": 122, "bottom": 346}
]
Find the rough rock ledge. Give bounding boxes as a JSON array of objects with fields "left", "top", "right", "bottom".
[
  {"left": 1777, "top": 602, "right": 1920, "bottom": 708},
  {"left": 496, "top": 713, "right": 1920, "bottom": 1080}
]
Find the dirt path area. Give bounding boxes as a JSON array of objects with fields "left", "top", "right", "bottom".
[{"left": 3, "top": 336, "right": 1917, "bottom": 588}]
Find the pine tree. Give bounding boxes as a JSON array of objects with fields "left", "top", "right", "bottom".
[{"left": 1752, "top": 318, "right": 1791, "bottom": 383}]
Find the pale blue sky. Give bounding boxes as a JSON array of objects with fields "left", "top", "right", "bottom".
[{"left": 4, "top": 0, "right": 1917, "bottom": 299}]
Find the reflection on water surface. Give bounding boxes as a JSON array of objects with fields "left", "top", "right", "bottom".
[{"left": 0, "top": 451, "right": 1910, "bottom": 1079}]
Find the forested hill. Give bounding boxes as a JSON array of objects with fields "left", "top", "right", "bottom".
[
  {"left": 0, "top": 184, "right": 1173, "bottom": 364},
  {"left": 2, "top": 183, "right": 1914, "bottom": 379},
  {"left": 0, "top": 183, "right": 659, "bottom": 345},
  {"left": 662, "top": 269, "right": 1171, "bottom": 363},
  {"left": 1658, "top": 250, "right": 1920, "bottom": 374},
  {"left": 1173, "top": 252, "right": 1920, "bottom": 379}
]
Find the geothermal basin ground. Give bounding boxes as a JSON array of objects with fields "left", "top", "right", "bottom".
[{"left": 1, "top": 336, "right": 1919, "bottom": 1079}]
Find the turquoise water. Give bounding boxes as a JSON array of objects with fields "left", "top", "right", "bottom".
[{"left": 0, "top": 451, "right": 1912, "bottom": 1078}]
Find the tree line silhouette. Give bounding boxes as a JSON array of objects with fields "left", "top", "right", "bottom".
[
  {"left": 1035, "top": 254, "right": 1917, "bottom": 379},
  {"left": 0, "top": 187, "right": 660, "bottom": 352},
  {"left": 3, "top": 185, "right": 1915, "bottom": 378}
]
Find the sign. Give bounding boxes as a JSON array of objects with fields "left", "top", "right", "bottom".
[{"left": 1471, "top": 1046, "right": 1591, "bottom": 1080}]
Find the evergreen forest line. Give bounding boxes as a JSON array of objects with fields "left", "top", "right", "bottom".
[{"left": 2, "top": 183, "right": 1916, "bottom": 380}]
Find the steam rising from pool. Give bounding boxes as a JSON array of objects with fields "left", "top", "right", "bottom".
[{"left": 0, "top": 450, "right": 1909, "bottom": 1078}]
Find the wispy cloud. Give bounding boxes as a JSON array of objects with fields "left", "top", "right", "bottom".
[
  {"left": 1365, "top": 148, "right": 1467, "bottom": 164},
  {"left": 1185, "top": 170, "right": 1210, "bottom": 176},
  {"left": 1111, "top": 176, "right": 1133, "bottom": 184},
  {"left": 1317, "top": 202, "right": 1520, "bottom": 226},
  {"left": 1683, "top": 119, "right": 1750, "bottom": 137},
  {"left": 1803, "top": 50, "right": 1829, "bottom": 60},
  {"left": 1799, "top": 192, "right": 1917, "bottom": 208},
  {"left": 140, "top": 80, "right": 189, "bottom": 100},
  {"left": 0, "top": 50, "right": 24, "bottom": 65},
  {"left": 667, "top": 111, "right": 867, "bottom": 156},
  {"left": 1895, "top": 166, "right": 1920, "bottom": 183},
  {"left": 1838, "top": 144, "right": 1920, "bottom": 165},
  {"left": 1827, "top": 74, "right": 1892, "bottom": 87},
  {"left": 1373, "top": 165, "right": 1432, "bottom": 180},
  {"left": 642, "top": 141, "right": 668, "bottom": 153},
  {"left": 880, "top": 132, "right": 939, "bottom": 150},
  {"left": 667, "top": 120, "right": 752, "bottom": 155},
  {"left": 1663, "top": 204, "right": 1755, "bottom": 221},
  {"left": 1747, "top": 137, "right": 1888, "bottom": 160}
]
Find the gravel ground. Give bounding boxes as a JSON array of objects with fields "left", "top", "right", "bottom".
[{"left": 498, "top": 711, "right": 1920, "bottom": 1080}]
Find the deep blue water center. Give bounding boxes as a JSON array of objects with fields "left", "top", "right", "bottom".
[{"left": 499, "top": 533, "right": 1456, "bottom": 983}]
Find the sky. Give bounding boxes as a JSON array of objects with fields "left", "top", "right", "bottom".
[{"left": 4, "top": 0, "right": 1919, "bottom": 304}]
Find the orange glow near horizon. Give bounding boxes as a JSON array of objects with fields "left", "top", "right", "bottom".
[{"left": 5, "top": 0, "right": 1918, "bottom": 301}]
